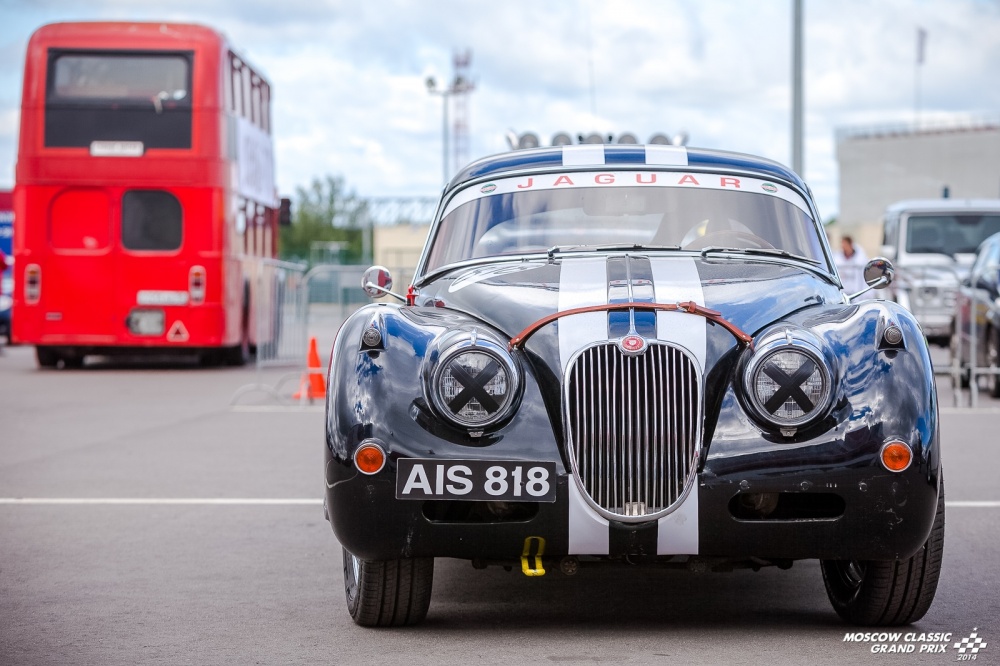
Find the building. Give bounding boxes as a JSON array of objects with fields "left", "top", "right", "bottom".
[
  {"left": 373, "top": 222, "right": 431, "bottom": 287},
  {"left": 836, "top": 116, "right": 1000, "bottom": 253}
]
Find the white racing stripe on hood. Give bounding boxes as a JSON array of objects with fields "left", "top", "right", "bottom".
[
  {"left": 650, "top": 256, "right": 703, "bottom": 555},
  {"left": 558, "top": 256, "right": 611, "bottom": 555},
  {"left": 650, "top": 257, "right": 707, "bottom": 372},
  {"left": 557, "top": 256, "right": 609, "bottom": 372},
  {"left": 558, "top": 255, "right": 705, "bottom": 556}
]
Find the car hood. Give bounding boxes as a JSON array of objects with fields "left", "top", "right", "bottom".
[{"left": 419, "top": 255, "right": 842, "bottom": 346}]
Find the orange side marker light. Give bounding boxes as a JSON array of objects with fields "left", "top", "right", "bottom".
[
  {"left": 881, "top": 441, "right": 912, "bottom": 472},
  {"left": 354, "top": 442, "right": 386, "bottom": 475}
]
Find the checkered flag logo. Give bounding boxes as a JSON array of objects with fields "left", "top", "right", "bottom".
[{"left": 953, "top": 628, "right": 988, "bottom": 655}]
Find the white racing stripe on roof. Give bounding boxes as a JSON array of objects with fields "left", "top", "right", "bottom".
[
  {"left": 561, "top": 144, "right": 606, "bottom": 166},
  {"left": 645, "top": 145, "right": 688, "bottom": 166}
]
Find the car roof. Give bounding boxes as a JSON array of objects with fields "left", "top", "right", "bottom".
[
  {"left": 446, "top": 145, "right": 809, "bottom": 194},
  {"left": 886, "top": 199, "right": 1000, "bottom": 215}
]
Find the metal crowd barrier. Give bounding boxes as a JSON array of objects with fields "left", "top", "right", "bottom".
[
  {"left": 255, "top": 259, "right": 309, "bottom": 368},
  {"left": 232, "top": 262, "right": 413, "bottom": 407}
]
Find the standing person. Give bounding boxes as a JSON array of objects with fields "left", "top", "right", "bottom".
[{"left": 833, "top": 235, "right": 870, "bottom": 296}]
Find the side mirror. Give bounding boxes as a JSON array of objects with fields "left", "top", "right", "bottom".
[
  {"left": 362, "top": 265, "right": 405, "bottom": 302},
  {"left": 863, "top": 257, "right": 895, "bottom": 290}
]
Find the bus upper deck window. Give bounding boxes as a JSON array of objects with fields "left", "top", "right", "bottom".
[
  {"left": 45, "top": 52, "right": 193, "bottom": 149},
  {"left": 122, "top": 191, "right": 182, "bottom": 251}
]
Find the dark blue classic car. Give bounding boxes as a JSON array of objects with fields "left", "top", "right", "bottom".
[{"left": 324, "top": 145, "right": 943, "bottom": 627}]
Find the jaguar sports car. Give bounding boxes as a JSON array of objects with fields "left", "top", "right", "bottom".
[{"left": 324, "top": 145, "right": 943, "bottom": 627}]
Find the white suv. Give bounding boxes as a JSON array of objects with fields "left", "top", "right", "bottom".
[{"left": 881, "top": 199, "right": 1000, "bottom": 343}]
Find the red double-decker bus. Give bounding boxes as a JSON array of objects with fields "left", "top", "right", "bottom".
[{"left": 12, "top": 21, "right": 288, "bottom": 367}]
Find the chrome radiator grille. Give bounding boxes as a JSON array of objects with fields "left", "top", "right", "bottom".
[{"left": 566, "top": 342, "right": 700, "bottom": 520}]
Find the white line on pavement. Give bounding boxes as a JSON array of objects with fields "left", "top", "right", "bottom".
[
  {"left": 0, "top": 498, "right": 323, "bottom": 505},
  {"left": 946, "top": 501, "right": 1000, "bottom": 508},
  {"left": 0, "top": 498, "right": 997, "bottom": 507}
]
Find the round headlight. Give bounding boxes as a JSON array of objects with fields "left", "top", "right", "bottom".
[
  {"left": 744, "top": 335, "right": 832, "bottom": 430},
  {"left": 427, "top": 332, "right": 521, "bottom": 430}
]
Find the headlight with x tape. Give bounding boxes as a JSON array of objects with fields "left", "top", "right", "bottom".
[
  {"left": 424, "top": 328, "right": 523, "bottom": 431},
  {"left": 742, "top": 329, "right": 834, "bottom": 435}
]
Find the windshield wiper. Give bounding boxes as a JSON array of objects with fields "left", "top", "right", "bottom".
[
  {"left": 698, "top": 246, "right": 821, "bottom": 265},
  {"left": 547, "top": 244, "right": 681, "bottom": 260}
]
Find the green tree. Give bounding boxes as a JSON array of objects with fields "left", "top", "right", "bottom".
[{"left": 279, "top": 175, "right": 369, "bottom": 264}]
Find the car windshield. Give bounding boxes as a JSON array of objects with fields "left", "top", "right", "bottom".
[
  {"left": 424, "top": 171, "right": 827, "bottom": 274},
  {"left": 905, "top": 213, "right": 1000, "bottom": 256}
]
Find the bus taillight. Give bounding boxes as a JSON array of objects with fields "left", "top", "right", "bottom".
[
  {"left": 25, "top": 264, "right": 41, "bottom": 304},
  {"left": 189, "top": 266, "right": 206, "bottom": 305}
]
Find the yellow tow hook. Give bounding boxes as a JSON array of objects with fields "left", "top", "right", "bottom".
[{"left": 521, "top": 536, "right": 546, "bottom": 576}]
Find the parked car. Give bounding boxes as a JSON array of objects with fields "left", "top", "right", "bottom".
[
  {"left": 324, "top": 145, "right": 943, "bottom": 627},
  {"left": 880, "top": 199, "right": 1000, "bottom": 344},
  {"left": 952, "top": 231, "right": 1000, "bottom": 397},
  {"left": 0, "top": 251, "right": 11, "bottom": 341}
]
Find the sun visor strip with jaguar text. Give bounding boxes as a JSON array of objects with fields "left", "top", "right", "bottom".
[
  {"left": 440, "top": 163, "right": 812, "bottom": 223},
  {"left": 559, "top": 255, "right": 704, "bottom": 555}
]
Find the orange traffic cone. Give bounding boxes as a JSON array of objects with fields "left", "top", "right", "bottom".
[{"left": 293, "top": 337, "right": 327, "bottom": 401}]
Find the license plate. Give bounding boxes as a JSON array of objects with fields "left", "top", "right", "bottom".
[
  {"left": 395, "top": 459, "right": 557, "bottom": 502},
  {"left": 126, "top": 308, "right": 165, "bottom": 336},
  {"left": 90, "top": 140, "right": 144, "bottom": 157}
]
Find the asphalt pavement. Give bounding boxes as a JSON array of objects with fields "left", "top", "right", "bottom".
[{"left": 0, "top": 343, "right": 997, "bottom": 666}]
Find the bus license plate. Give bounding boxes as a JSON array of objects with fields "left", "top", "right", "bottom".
[
  {"left": 126, "top": 308, "right": 165, "bottom": 336},
  {"left": 395, "top": 459, "right": 557, "bottom": 502}
]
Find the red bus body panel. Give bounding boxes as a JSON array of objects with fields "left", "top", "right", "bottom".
[{"left": 12, "top": 22, "right": 276, "bottom": 355}]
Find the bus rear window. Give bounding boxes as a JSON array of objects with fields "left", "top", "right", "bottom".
[
  {"left": 50, "top": 53, "right": 189, "bottom": 103},
  {"left": 122, "top": 191, "right": 182, "bottom": 251},
  {"left": 45, "top": 50, "right": 193, "bottom": 149}
]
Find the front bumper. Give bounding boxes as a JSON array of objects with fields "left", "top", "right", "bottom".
[{"left": 325, "top": 447, "right": 939, "bottom": 564}]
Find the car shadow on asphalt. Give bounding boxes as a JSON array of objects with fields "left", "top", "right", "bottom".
[{"left": 422, "top": 556, "right": 840, "bottom": 630}]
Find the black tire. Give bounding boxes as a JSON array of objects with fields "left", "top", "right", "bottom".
[
  {"left": 342, "top": 547, "right": 433, "bottom": 627},
  {"left": 225, "top": 290, "right": 252, "bottom": 366},
  {"left": 821, "top": 477, "right": 945, "bottom": 626},
  {"left": 35, "top": 346, "right": 59, "bottom": 368},
  {"left": 62, "top": 354, "right": 84, "bottom": 369},
  {"left": 223, "top": 336, "right": 251, "bottom": 366}
]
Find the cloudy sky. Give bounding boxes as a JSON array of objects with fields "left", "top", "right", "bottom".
[{"left": 1, "top": 0, "right": 999, "bottom": 220}]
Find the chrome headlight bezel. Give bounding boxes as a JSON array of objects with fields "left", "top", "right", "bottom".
[
  {"left": 742, "top": 331, "right": 834, "bottom": 431},
  {"left": 423, "top": 329, "right": 522, "bottom": 431}
]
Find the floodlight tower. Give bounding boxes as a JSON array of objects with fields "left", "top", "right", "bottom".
[{"left": 451, "top": 50, "right": 475, "bottom": 176}]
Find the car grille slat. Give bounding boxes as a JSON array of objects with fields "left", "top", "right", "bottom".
[{"left": 567, "top": 342, "right": 700, "bottom": 519}]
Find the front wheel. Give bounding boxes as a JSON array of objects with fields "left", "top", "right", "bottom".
[
  {"left": 821, "top": 477, "right": 945, "bottom": 625},
  {"left": 342, "top": 547, "right": 433, "bottom": 627}
]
